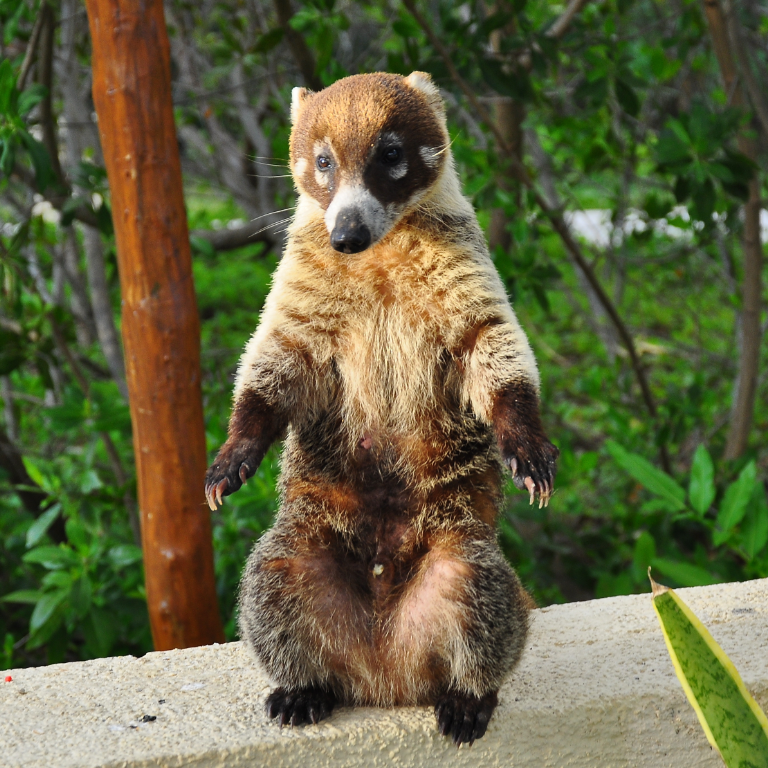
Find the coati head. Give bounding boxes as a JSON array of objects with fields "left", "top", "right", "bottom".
[{"left": 289, "top": 72, "right": 450, "bottom": 254}]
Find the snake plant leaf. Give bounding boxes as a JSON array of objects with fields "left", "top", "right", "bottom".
[{"left": 649, "top": 570, "right": 768, "bottom": 767}]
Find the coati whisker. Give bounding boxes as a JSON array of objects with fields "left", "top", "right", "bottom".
[
  {"left": 205, "top": 72, "right": 558, "bottom": 748},
  {"left": 248, "top": 217, "right": 294, "bottom": 237},
  {"left": 248, "top": 206, "right": 297, "bottom": 223}
]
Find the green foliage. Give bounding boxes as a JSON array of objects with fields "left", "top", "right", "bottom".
[{"left": 608, "top": 442, "right": 768, "bottom": 588}]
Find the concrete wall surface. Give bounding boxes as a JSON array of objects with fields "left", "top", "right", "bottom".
[{"left": 2, "top": 578, "right": 766, "bottom": 768}]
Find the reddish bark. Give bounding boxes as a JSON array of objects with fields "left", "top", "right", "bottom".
[{"left": 85, "top": 0, "right": 224, "bottom": 649}]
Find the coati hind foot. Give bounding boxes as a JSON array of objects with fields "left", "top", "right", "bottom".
[
  {"left": 265, "top": 686, "right": 336, "bottom": 727},
  {"left": 435, "top": 690, "right": 499, "bottom": 747}
]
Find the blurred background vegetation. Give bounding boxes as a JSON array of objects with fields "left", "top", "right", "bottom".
[{"left": 1, "top": 0, "right": 767, "bottom": 668}]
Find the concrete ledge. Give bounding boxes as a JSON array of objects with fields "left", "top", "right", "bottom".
[{"left": 2, "top": 578, "right": 767, "bottom": 768}]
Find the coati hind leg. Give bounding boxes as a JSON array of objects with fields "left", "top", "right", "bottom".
[
  {"left": 238, "top": 505, "right": 374, "bottom": 723},
  {"left": 390, "top": 535, "right": 530, "bottom": 746}
]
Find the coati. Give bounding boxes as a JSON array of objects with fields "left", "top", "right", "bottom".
[{"left": 205, "top": 72, "right": 558, "bottom": 747}]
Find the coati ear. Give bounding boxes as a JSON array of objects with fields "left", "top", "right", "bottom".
[
  {"left": 405, "top": 71, "right": 445, "bottom": 116},
  {"left": 291, "top": 87, "right": 314, "bottom": 125}
]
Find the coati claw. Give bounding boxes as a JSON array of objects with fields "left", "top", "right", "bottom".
[
  {"left": 524, "top": 476, "right": 536, "bottom": 505},
  {"left": 204, "top": 437, "right": 266, "bottom": 511},
  {"left": 265, "top": 686, "right": 336, "bottom": 728},
  {"left": 215, "top": 479, "right": 226, "bottom": 507},
  {"left": 434, "top": 690, "right": 498, "bottom": 746},
  {"left": 504, "top": 439, "right": 559, "bottom": 508}
]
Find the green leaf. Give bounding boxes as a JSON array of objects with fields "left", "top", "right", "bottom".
[
  {"left": 1, "top": 590, "right": 43, "bottom": 604},
  {"left": 41, "top": 571, "right": 72, "bottom": 590},
  {"left": 615, "top": 78, "right": 640, "bottom": 117},
  {"left": 29, "top": 589, "right": 68, "bottom": 633},
  {"left": 0, "top": 58, "right": 15, "bottom": 114},
  {"left": 0, "top": 139, "right": 16, "bottom": 177},
  {"left": 79, "top": 469, "right": 103, "bottom": 494},
  {"left": 651, "top": 576, "right": 768, "bottom": 766},
  {"left": 691, "top": 177, "right": 715, "bottom": 222},
  {"left": 606, "top": 441, "right": 686, "bottom": 511},
  {"left": 23, "top": 545, "right": 80, "bottom": 570},
  {"left": 65, "top": 518, "right": 88, "bottom": 550},
  {"left": 688, "top": 445, "right": 715, "bottom": 516},
  {"left": 633, "top": 531, "right": 656, "bottom": 582},
  {"left": 70, "top": 575, "right": 92, "bottom": 618},
  {"left": 83, "top": 608, "right": 116, "bottom": 658},
  {"left": 108, "top": 544, "right": 143, "bottom": 569},
  {"left": 251, "top": 27, "right": 284, "bottom": 54},
  {"left": 17, "top": 83, "right": 46, "bottom": 116},
  {"left": 26, "top": 503, "right": 62, "bottom": 548},
  {"left": 651, "top": 557, "right": 718, "bottom": 587},
  {"left": 717, "top": 461, "right": 757, "bottom": 534},
  {"left": 22, "top": 457, "right": 46, "bottom": 489},
  {"left": 19, "top": 130, "right": 53, "bottom": 191},
  {"left": 739, "top": 483, "right": 768, "bottom": 560},
  {"left": 190, "top": 235, "right": 216, "bottom": 258},
  {"left": 0, "top": 327, "right": 27, "bottom": 375}
]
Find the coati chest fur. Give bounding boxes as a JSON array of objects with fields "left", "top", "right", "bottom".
[{"left": 205, "top": 72, "right": 558, "bottom": 746}]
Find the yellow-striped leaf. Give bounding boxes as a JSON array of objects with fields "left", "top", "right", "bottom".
[{"left": 650, "top": 570, "right": 768, "bottom": 767}]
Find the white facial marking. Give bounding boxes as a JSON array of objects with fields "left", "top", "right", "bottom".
[
  {"left": 324, "top": 184, "right": 391, "bottom": 243},
  {"left": 389, "top": 161, "right": 408, "bottom": 180},
  {"left": 372, "top": 564, "right": 384, "bottom": 577},
  {"left": 419, "top": 146, "right": 441, "bottom": 169},
  {"left": 294, "top": 157, "right": 307, "bottom": 178}
]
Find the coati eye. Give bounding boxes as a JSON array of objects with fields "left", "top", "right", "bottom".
[
  {"left": 316, "top": 155, "right": 331, "bottom": 171},
  {"left": 381, "top": 147, "right": 402, "bottom": 166}
]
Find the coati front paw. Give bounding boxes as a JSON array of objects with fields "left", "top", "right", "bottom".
[
  {"left": 435, "top": 690, "right": 498, "bottom": 747},
  {"left": 265, "top": 686, "right": 336, "bottom": 727},
  {"left": 204, "top": 438, "right": 262, "bottom": 511},
  {"left": 504, "top": 438, "right": 559, "bottom": 508}
]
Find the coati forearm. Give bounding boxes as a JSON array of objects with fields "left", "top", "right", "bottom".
[
  {"left": 204, "top": 389, "right": 286, "bottom": 510},
  {"left": 205, "top": 332, "right": 318, "bottom": 510},
  {"left": 491, "top": 380, "right": 558, "bottom": 501},
  {"left": 462, "top": 317, "right": 558, "bottom": 503}
]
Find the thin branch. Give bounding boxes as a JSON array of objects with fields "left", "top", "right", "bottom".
[
  {"left": 723, "top": 1, "right": 768, "bottom": 139},
  {"left": 273, "top": 0, "right": 323, "bottom": 91},
  {"left": 16, "top": 2, "right": 46, "bottom": 91},
  {"left": 36, "top": 1, "right": 66, "bottom": 189},
  {"left": 190, "top": 219, "right": 278, "bottom": 253},
  {"left": 402, "top": 0, "right": 667, "bottom": 469},
  {"left": 547, "top": 0, "right": 591, "bottom": 39}
]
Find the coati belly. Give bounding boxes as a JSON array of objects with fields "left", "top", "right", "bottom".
[{"left": 238, "top": 462, "right": 528, "bottom": 709}]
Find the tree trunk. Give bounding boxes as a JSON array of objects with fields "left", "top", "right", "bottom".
[
  {"left": 85, "top": 0, "right": 224, "bottom": 649},
  {"left": 701, "top": 0, "right": 764, "bottom": 460}
]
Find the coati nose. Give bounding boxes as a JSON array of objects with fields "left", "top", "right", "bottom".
[{"left": 330, "top": 212, "right": 372, "bottom": 254}]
